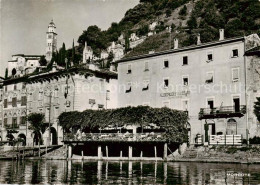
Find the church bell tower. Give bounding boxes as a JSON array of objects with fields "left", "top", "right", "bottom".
[{"left": 46, "top": 19, "right": 57, "bottom": 62}]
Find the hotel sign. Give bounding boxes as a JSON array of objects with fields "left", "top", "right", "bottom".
[{"left": 160, "top": 90, "right": 190, "bottom": 98}]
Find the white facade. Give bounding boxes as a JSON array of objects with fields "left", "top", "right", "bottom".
[
  {"left": 83, "top": 42, "right": 94, "bottom": 63},
  {"left": 7, "top": 55, "right": 41, "bottom": 78},
  {"left": 117, "top": 33, "right": 260, "bottom": 144}
]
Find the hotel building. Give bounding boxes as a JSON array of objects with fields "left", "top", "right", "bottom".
[
  {"left": 1, "top": 64, "right": 117, "bottom": 146},
  {"left": 117, "top": 30, "right": 260, "bottom": 144}
]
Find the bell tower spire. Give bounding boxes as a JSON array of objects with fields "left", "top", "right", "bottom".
[{"left": 46, "top": 19, "right": 57, "bottom": 63}]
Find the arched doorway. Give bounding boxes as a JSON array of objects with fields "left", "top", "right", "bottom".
[
  {"left": 18, "top": 133, "right": 26, "bottom": 146},
  {"left": 227, "top": 118, "right": 237, "bottom": 135},
  {"left": 50, "top": 127, "right": 58, "bottom": 145}
]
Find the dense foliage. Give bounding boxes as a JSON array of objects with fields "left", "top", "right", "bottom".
[
  {"left": 249, "top": 136, "right": 260, "bottom": 144},
  {"left": 58, "top": 106, "right": 189, "bottom": 143},
  {"left": 55, "top": 0, "right": 260, "bottom": 62}
]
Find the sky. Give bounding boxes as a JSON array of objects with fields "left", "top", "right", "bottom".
[{"left": 0, "top": 0, "right": 139, "bottom": 76}]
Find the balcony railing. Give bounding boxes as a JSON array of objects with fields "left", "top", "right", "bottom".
[
  {"left": 64, "top": 133, "right": 165, "bottom": 142},
  {"left": 199, "top": 105, "right": 246, "bottom": 120}
]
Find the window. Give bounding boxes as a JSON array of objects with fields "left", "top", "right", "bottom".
[
  {"left": 127, "top": 64, "right": 132, "bottom": 74},
  {"left": 144, "top": 62, "right": 149, "bottom": 71},
  {"left": 163, "top": 101, "right": 170, "bottom": 108},
  {"left": 54, "top": 89, "right": 59, "bottom": 98},
  {"left": 232, "top": 49, "right": 238, "bottom": 57},
  {"left": 14, "top": 84, "right": 17, "bottom": 90},
  {"left": 5, "top": 86, "right": 7, "bottom": 92},
  {"left": 183, "top": 56, "right": 188, "bottom": 65},
  {"left": 22, "top": 84, "right": 26, "bottom": 89},
  {"left": 142, "top": 80, "right": 149, "bottom": 91},
  {"left": 20, "top": 117, "right": 26, "bottom": 125},
  {"left": 45, "top": 108, "right": 50, "bottom": 121},
  {"left": 4, "top": 118, "right": 8, "bottom": 126},
  {"left": 207, "top": 99, "right": 214, "bottom": 109},
  {"left": 183, "top": 76, "right": 189, "bottom": 86},
  {"left": 21, "top": 96, "right": 27, "bottom": 106},
  {"left": 39, "top": 92, "right": 43, "bottom": 100},
  {"left": 164, "top": 60, "right": 169, "bottom": 68},
  {"left": 205, "top": 72, "right": 214, "bottom": 84},
  {"left": 98, "top": 104, "right": 104, "bottom": 109},
  {"left": 106, "top": 90, "right": 110, "bottom": 100},
  {"left": 233, "top": 96, "right": 240, "bottom": 112},
  {"left": 12, "top": 97, "right": 17, "bottom": 107},
  {"left": 182, "top": 100, "right": 189, "bottom": 115},
  {"left": 125, "top": 82, "right": 132, "bottom": 93},
  {"left": 207, "top": 51, "right": 213, "bottom": 62},
  {"left": 164, "top": 78, "right": 169, "bottom": 88},
  {"left": 12, "top": 117, "right": 17, "bottom": 128},
  {"left": 4, "top": 99, "right": 7, "bottom": 108},
  {"left": 54, "top": 107, "right": 59, "bottom": 118},
  {"left": 232, "top": 68, "right": 239, "bottom": 82}
]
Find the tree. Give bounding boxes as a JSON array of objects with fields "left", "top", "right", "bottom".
[
  {"left": 5, "top": 68, "right": 8, "bottom": 79},
  {"left": 12, "top": 68, "right": 17, "bottom": 76},
  {"left": 254, "top": 97, "right": 260, "bottom": 123},
  {"left": 39, "top": 56, "right": 47, "bottom": 66},
  {"left": 71, "top": 39, "right": 76, "bottom": 66},
  {"left": 179, "top": 5, "right": 187, "bottom": 16},
  {"left": 27, "top": 113, "right": 49, "bottom": 156}
]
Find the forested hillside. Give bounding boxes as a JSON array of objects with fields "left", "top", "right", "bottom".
[{"left": 55, "top": 0, "right": 260, "bottom": 66}]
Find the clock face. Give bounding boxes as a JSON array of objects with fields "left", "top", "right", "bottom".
[{"left": 48, "top": 35, "right": 52, "bottom": 39}]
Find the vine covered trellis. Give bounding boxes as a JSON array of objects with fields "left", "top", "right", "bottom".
[{"left": 58, "top": 106, "right": 189, "bottom": 143}]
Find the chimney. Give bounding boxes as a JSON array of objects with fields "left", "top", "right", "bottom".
[
  {"left": 219, "top": 29, "right": 224, "bottom": 41},
  {"left": 174, "top": 38, "right": 178, "bottom": 49},
  {"left": 197, "top": 34, "right": 201, "bottom": 45}
]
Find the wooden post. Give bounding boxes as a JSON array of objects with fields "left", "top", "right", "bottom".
[
  {"left": 120, "top": 150, "right": 122, "bottom": 158},
  {"left": 106, "top": 145, "right": 108, "bottom": 158},
  {"left": 233, "top": 135, "right": 235, "bottom": 146},
  {"left": 68, "top": 145, "right": 72, "bottom": 158},
  {"left": 128, "top": 145, "right": 132, "bottom": 159},
  {"left": 154, "top": 146, "right": 157, "bottom": 159},
  {"left": 98, "top": 145, "right": 102, "bottom": 159},
  {"left": 81, "top": 150, "right": 84, "bottom": 160},
  {"left": 140, "top": 150, "right": 143, "bottom": 159},
  {"left": 163, "top": 143, "right": 167, "bottom": 160},
  {"left": 224, "top": 135, "right": 226, "bottom": 146}
]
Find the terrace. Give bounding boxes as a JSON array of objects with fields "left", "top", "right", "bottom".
[
  {"left": 199, "top": 105, "right": 246, "bottom": 120},
  {"left": 64, "top": 132, "right": 165, "bottom": 143}
]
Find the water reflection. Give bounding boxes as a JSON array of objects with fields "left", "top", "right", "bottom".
[{"left": 0, "top": 160, "right": 259, "bottom": 184}]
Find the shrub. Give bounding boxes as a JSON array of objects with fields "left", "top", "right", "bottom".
[
  {"left": 249, "top": 136, "right": 260, "bottom": 144},
  {"left": 179, "top": 5, "right": 187, "bottom": 16}
]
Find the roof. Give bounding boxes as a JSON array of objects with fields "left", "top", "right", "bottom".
[
  {"left": 245, "top": 46, "right": 260, "bottom": 56},
  {"left": 12, "top": 54, "right": 42, "bottom": 57},
  {"left": 3, "top": 67, "right": 117, "bottom": 85},
  {"left": 117, "top": 36, "right": 245, "bottom": 63}
]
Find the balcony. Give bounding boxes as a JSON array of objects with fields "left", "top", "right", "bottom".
[
  {"left": 64, "top": 133, "right": 165, "bottom": 143},
  {"left": 199, "top": 105, "right": 246, "bottom": 120}
]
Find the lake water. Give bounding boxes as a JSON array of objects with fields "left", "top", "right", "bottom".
[{"left": 0, "top": 160, "right": 259, "bottom": 184}]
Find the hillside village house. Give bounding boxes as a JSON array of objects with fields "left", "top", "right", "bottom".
[{"left": 116, "top": 29, "right": 260, "bottom": 144}]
